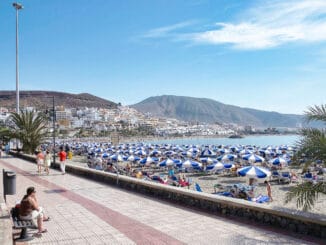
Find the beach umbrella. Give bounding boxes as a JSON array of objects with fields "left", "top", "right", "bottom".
[
  {"left": 178, "top": 159, "right": 202, "bottom": 169},
  {"left": 218, "top": 154, "right": 237, "bottom": 162},
  {"left": 206, "top": 162, "right": 224, "bottom": 171},
  {"left": 102, "top": 153, "right": 109, "bottom": 159},
  {"left": 158, "top": 158, "right": 181, "bottom": 167},
  {"left": 139, "top": 157, "right": 158, "bottom": 166},
  {"left": 200, "top": 148, "right": 216, "bottom": 157},
  {"left": 242, "top": 153, "right": 265, "bottom": 164},
  {"left": 134, "top": 149, "right": 147, "bottom": 156},
  {"left": 110, "top": 154, "right": 124, "bottom": 162},
  {"left": 150, "top": 149, "right": 162, "bottom": 156},
  {"left": 127, "top": 155, "right": 140, "bottom": 162},
  {"left": 200, "top": 157, "right": 217, "bottom": 164},
  {"left": 164, "top": 150, "right": 176, "bottom": 156},
  {"left": 237, "top": 166, "right": 271, "bottom": 179},
  {"left": 216, "top": 148, "right": 229, "bottom": 155},
  {"left": 239, "top": 149, "right": 253, "bottom": 155},
  {"left": 223, "top": 163, "right": 235, "bottom": 169},
  {"left": 269, "top": 157, "right": 289, "bottom": 166},
  {"left": 95, "top": 148, "right": 103, "bottom": 153}
]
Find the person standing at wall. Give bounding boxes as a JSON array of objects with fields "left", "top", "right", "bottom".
[
  {"left": 264, "top": 180, "right": 273, "bottom": 202},
  {"left": 58, "top": 146, "right": 67, "bottom": 175}
]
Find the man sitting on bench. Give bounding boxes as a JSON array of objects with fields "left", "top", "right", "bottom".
[{"left": 19, "top": 186, "right": 49, "bottom": 234}]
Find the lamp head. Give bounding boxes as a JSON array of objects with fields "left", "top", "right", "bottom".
[{"left": 13, "top": 2, "right": 23, "bottom": 10}]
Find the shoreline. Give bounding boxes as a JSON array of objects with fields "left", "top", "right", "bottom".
[{"left": 61, "top": 133, "right": 299, "bottom": 145}]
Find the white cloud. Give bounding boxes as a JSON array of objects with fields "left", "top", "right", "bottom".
[
  {"left": 143, "top": 21, "right": 195, "bottom": 38},
  {"left": 145, "top": 0, "right": 326, "bottom": 50}
]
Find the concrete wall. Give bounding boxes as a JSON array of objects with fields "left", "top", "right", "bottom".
[
  {"left": 11, "top": 152, "right": 326, "bottom": 238},
  {"left": 0, "top": 173, "right": 14, "bottom": 245}
]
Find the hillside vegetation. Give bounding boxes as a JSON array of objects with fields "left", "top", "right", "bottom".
[{"left": 131, "top": 95, "right": 303, "bottom": 128}]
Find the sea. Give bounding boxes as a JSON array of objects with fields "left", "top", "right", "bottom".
[{"left": 145, "top": 135, "right": 300, "bottom": 147}]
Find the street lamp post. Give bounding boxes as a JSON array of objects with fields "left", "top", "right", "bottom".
[
  {"left": 13, "top": 2, "right": 23, "bottom": 113},
  {"left": 51, "top": 96, "right": 56, "bottom": 166},
  {"left": 44, "top": 96, "right": 56, "bottom": 166}
]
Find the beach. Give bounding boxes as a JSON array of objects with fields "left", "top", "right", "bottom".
[{"left": 68, "top": 156, "right": 326, "bottom": 216}]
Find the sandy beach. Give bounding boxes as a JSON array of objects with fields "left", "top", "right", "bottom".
[{"left": 68, "top": 156, "right": 326, "bottom": 216}]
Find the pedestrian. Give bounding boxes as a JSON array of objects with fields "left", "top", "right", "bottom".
[
  {"left": 36, "top": 150, "right": 44, "bottom": 175},
  {"left": 264, "top": 180, "right": 273, "bottom": 202},
  {"left": 58, "top": 146, "right": 67, "bottom": 175},
  {"left": 44, "top": 150, "right": 52, "bottom": 175}
]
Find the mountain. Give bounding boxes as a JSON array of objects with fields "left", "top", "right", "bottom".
[
  {"left": 131, "top": 95, "right": 304, "bottom": 128},
  {"left": 0, "top": 91, "right": 117, "bottom": 109}
]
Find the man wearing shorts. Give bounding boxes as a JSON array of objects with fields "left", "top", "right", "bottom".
[{"left": 58, "top": 147, "right": 67, "bottom": 174}]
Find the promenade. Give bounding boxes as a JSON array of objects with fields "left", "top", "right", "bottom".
[{"left": 0, "top": 156, "right": 322, "bottom": 244}]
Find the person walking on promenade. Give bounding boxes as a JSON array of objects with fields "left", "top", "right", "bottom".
[
  {"left": 19, "top": 186, "right": 50, "bottom": 234},
  {"left": 36, "top": 150, "right": 44, "bottom": 175},
  {"left": 58, "top": 146, "right": 67, "bottom": 175},
  {"left": 264, "top": 180, "right": 273, "bottom": 202},
  {"left": 44, "top": 150, "right": 51, "bottom": 175}
]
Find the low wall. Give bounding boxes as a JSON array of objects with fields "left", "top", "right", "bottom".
[
  {"left": 11, "top": 152, "right": 326, "bottom": 238},
  {"left": 0, "top": 175, "right": 13, "bottom": 245}
]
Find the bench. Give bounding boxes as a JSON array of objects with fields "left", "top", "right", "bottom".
[{"left": 11, "top": 207, "right": 35, "bottom": 242}]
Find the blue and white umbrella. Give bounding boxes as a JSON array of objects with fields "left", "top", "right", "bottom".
[
  {"left": 102, "top": 153, "right": 109, "bottom": 159},
  {"left": 200, "top": 148, "right": 216, "bottom": 157},
  {"left": 178, "top": 160, "right": 202, "bottom": 169},
  {"left": 242, "top": 153, "right": 265, "bottom": 164},
  {"left": 200, "top": 157, "right": 217, "bottom": 164},
  {"left": 150, "top": 149, "right": 162, "bottom": 156},
  {"left": 158, "top": 158, "right": 181, "bottom": 167},
  {"left": 223, "top": 163, "right": 235, "bottom": 169},
  {"left": 206, "top": 162, "right": 224, "bottom": 171},
  {"left": 127, "top": 155, "right": 140, "bottom": 162},
  {"left": 164, "top": 150, "right": 176, "bottom": 156},
  {"left": 110, "top": 154, "right": 124, "bottom": 162},
  {"left": 269, "top": 157, "right": 289, "bottom": 166},
  {"left": 239, "top": 149, "right": 253, "bottom": 155},
  {"left": 134, "top": 150, "right": 147, "bottom": 156},
  {"left": 139, "top": 157, "right": 158, "bottom": 166},
  {"left": 218, "top": 154, "right": 237, "bottom": 162},
  {"left": 237, "top": 166, "right": 271, "bottom": 178}
]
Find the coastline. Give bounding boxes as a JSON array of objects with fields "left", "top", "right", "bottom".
[{"left": 119, "top": 133, "right": 299, "bottom": 144}]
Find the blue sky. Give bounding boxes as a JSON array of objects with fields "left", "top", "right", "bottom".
[{"left": 1, "top": 0, "right": 326, "bottom": 114}]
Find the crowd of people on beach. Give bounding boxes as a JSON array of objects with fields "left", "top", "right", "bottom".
[{"left": 29, "top": 141, "right": 325, "bottom": 205}]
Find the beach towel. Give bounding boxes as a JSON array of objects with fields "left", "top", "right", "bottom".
[{"left": 255, "top": 195, "right": 270, "bottom": 203}]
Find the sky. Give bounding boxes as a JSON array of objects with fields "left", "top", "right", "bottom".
[{"left": 1, "top": 0, "right": 326, "bottom": 114}]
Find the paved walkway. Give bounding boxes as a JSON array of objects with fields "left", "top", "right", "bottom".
[{"left": 0, "top": 157, "right": 322, "bottom": 245}]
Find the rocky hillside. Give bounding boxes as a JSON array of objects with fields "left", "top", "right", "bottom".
[
  {"left": 0, "top": 91, "right": 117, "bottom": 109},
  {"left": 131, "top": 95, "right": 304, "bottom": 128}
]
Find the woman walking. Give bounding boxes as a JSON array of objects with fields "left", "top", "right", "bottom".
[
  {"left": 36, "top": 150, "right": 44, "bottom": 175},
  {"left": 44, "top": 150, "right": 52, "bottom": 175}
]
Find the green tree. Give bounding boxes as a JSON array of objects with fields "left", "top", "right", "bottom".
[
  {"left": 285, "top": 105, "right": 326, "bottom": 211},
  {"left": 7, "top": 110, "right": 48, "bottom": 154}
]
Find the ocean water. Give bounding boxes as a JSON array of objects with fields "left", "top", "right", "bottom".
[{"left": 146, "top": 135, "right": 300, "bottom": 147}]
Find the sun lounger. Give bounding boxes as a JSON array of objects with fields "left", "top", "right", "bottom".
[
  {"left": 271, "top": 170, "right": 280, "bottom": 183},
  {"left": 279, "top": 172, "right": 291, "bottom": 183},
  {"left": 302, "top": 172, "right": 313, "bottom": 182}
]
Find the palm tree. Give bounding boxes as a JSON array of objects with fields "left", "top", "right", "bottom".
[
  {"left": 7, "top": 110, "right": 48, "bottom": 154},
  {"left": 285, "top": 105, "right": 326, "bottom": 211}
]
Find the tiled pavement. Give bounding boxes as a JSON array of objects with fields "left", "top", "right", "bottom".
[{"left": 0, "top": 157, "right": 322, "bottom": 245}]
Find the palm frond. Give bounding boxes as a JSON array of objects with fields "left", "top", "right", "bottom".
[
  {"left": 304, "top": 104, "right": 326, "bottom": 123},
  {"left": 285, "top": 182, "right": 326, "bottom": 211}
]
